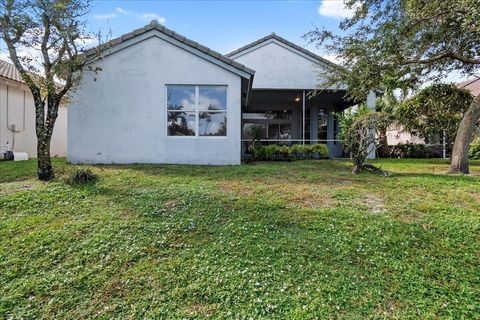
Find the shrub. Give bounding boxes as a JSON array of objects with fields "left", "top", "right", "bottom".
[
  {"left": 275, "top": 145, "right": 292, "bottom": 158},
  {"left": 310, "top": 144, "right": 329, "bottom": 158},
  {"left": 249, "top": 145, "right": 264, "bottom": 161},
  {"left": 290, "top": 144, "right": 306, "bottom": 154},
  {"left": 263, "top": 144, "right": 277, "bottom": 160},
  {"left": 66, "top": 168, "right": 98, "bottom": 185},
  {"left": 389, "top": 143, "right": 433, "bottom": 158},
  {"left": 343, "top": 112, "right": 388, "bottom": 173},
  {"left": 248, "top": 144, "right": 329, "bottom": 161},
  {"left": 469, "top": 138, "right": 480, "bottom": 160}
]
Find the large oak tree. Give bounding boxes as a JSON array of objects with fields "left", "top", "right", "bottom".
[
  {"left": 1, "top": 0, "right": 102, "bottom": 180},
  {"left": 307, "top": 0, "right": 480, "bottom": 174}
]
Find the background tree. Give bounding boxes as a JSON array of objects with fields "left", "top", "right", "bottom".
[
  {"left": 337, "top": 104, "right": 390, "bottom": 173},
  {"left": 0, "top": 0, "right": 102, "bottom": 180},
  {"left": 396, "top": 84, "right": 474, "bottom": 151},
  {"left": 306, "top": 0, "right": 480, "bottom": 174},
  {"left": 375, "top": 86, "right": 399, "bottom": 157}
]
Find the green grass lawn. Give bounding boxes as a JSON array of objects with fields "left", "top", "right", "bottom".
[{"left": 1, "top": 158, "right": 479, "bottom": 319}]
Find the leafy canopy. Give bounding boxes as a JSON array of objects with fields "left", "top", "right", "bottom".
[
  {"left": 306, "top": 0, "right": 480, "bottom": 100},
  {"left": 0, "top": 0, "right": 101, "bottom": 96},
  {"left": 396, "top": 84, "right": 474, "bottom": 144}
]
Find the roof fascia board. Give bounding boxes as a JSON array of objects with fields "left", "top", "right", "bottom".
[{"left": 0, "top": 77, "right": 28, "bottom": 90}]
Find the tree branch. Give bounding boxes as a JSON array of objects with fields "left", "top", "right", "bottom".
[{"left": 402, "top": 52, "right": 480, "bottom": 66}]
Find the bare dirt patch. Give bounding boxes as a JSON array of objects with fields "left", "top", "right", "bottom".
[
  {"left": 363, "top": 194, "right": 385, "bottom": 214},
  {"left": 218, "top": 180, "right": 334, "bottom": 209},
  {"left": 0, "top": 180, "right": 39, "bottom": 196},
  {"left": 184, "top": 303, "right": 219, "bottom": 317},
  {"left": 164, "top": 200, "right": 178, "bottom": 209}
]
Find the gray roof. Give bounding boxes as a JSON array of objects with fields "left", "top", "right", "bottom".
[
  {"left": 89, "top": 20, "right": 255, "bottom": 77},
  {"left": 0, "top": 59, "right": 24, "bottom": 83},
  {"left": 226, "top": 33, "right": 340, "bottom": 70}
]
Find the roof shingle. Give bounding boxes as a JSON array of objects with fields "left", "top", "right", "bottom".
[
  {"left": 226, "top": 33, "right": 340, "bottom": 70},
  {"left": 0, "top": 59, "right": 24, "bottom": 84},
  {"left": 88, "top": 20, "right": 255, "bottom": 77}
]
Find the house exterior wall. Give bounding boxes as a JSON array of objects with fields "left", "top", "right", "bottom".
[
  {"left": 230, "top": 40, "right": 330, "bottom": 90},
  {"left": 0, "top": 80, "right": 67, "bottom": 157},
  {"left": 387, "top": 125, "right": 425, "bottom": 145},
  {"left": 68, "top": 35, "right": 243, "bottom": 165}
]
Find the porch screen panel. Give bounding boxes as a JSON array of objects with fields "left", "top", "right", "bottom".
[{"left": 318, "top": 109, "right": 328, "bottom": 142}]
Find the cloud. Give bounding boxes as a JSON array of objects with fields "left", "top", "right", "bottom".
[
  {"left": 322, "top": 54, "right": 341, "bottom": 64},
  {"left": 105, "top": 7, "right": 167, "bottom": 24},
  {"left": 318, "top": 0, "right": 356, "bottom": 19},
  {"left": 0, "top": 51, "right": 11, "bottom": 62},
  {"left": 115, "top": 7, "right": 128, "bottom": 15},
  {"left": 94, "top": 13, "right": 116, "bottom": 20},
  {"left": 142, "top": 13, "right": 166, "bottom": 24}
]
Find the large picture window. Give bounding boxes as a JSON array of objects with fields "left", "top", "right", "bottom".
[{"left": 167, "top": 85, "right": 227, "bottom": 136}]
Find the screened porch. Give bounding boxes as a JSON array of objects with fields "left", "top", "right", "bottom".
[{"left": 241, "top": 89, "right": 353, "bottom": 158}]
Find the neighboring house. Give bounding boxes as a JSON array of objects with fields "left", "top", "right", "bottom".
[
  {"left": 0, "top": 60, "right": 67, "bottom": 158},
  {"left": 457, "top": 77, "right": 480, "bottom": 97},
  {"left": 386, "top": 125, "right": 425, "bottom": 146},
  {"left": 68, "top": 21, "right": 376, "bottom": 165}
]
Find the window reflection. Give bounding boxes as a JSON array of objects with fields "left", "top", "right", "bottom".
[
  {"left": 167, "top": 85, "right": 227, "bottom": 136},
  {"left": 199, "top": 112, "right": 227, "bottom": 136},
  {"left": 167, "top": 111, "right": 195, "bottom": 136},
  {"left": 199, "top": 86, "right": 227, "bottom": 110},
  {"left": 167, "top": 85, "right": 195, "bottom": 110}
]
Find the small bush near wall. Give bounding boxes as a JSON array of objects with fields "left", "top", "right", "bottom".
[
  {"left": 65, "top": 168, "right": 99, "bottom": 185},
  {"left": 469, "top": 138, "right": 480, "bottom": 160},
  {"left": 387, "top": 144, "right": 434, "bottom": 158},
  {"left": 248, "top": 144, "right": 329, "bottom": 161}
]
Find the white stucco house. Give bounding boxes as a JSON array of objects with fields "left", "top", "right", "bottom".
[
  {"left": 68, "top": 21, "right": 375, "bottom": 165},
  {"left": 0, "top": 60, "right": 67, "bottom": 158}
]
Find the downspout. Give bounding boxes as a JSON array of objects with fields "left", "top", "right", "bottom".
[{"left": 302, "top": 90, "right": 305, "bottom": 145}]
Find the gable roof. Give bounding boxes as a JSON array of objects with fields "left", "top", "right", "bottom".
[
  {"left": 457, "top": 77, "right": 480, "bottom": 97},
  {"left": 226, "top": 33, "right": 339, "bottom": 70},
  {"left": 0, "top": 59, "right": 24, "bottom": 84},
  {"left": 88, "top": 20, "right": 255, "bottom": 78}
]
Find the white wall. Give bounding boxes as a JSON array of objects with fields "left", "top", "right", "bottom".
[
  {"left": 387, "top": 125, "right": 425, "bottom": 145},
  {"left": 68, "top": 34, "right": 243, "bottom": 165},
  {"left": 0, "top": 80, "right": 67, "bottom": 157},
  {"left": 230, "top": 39, "right": 331, "bottom": 90}
]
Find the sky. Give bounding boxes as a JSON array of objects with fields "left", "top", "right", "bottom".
[
  {"left": 87, "top": 0, "right": 351, "bottom": 58},
  {"left": 0, "top": 0, "right": 469, "bottom": 83}
]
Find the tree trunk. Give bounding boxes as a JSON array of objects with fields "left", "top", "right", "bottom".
[
  {"left": 448, "top": 96, "right": 480, "bottom": 174},
  {"left": 34, "top": 96, "right": 59, "bottom": 181},
  {"left": 37, "top": 134, "right": 53, "bottom": 180},
  {"left": 352, "top": 158, "right": 362, "bottom": 174},
  {"left": 377, "top": 126, "right": 389, "bottom": 157}
]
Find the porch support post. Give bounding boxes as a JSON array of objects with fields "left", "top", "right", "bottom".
[
  {"left": 366, "top": 90, "right": 376, "bottom": 159},
  {"left": 302, "top": 90, "right": 306, "bottom": 145},
  {"left": 311, "top": 106, "right": 318, "bottom": 144},
  {"left": 327, "top": 112, "right": 335, "bottom": 156}
]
